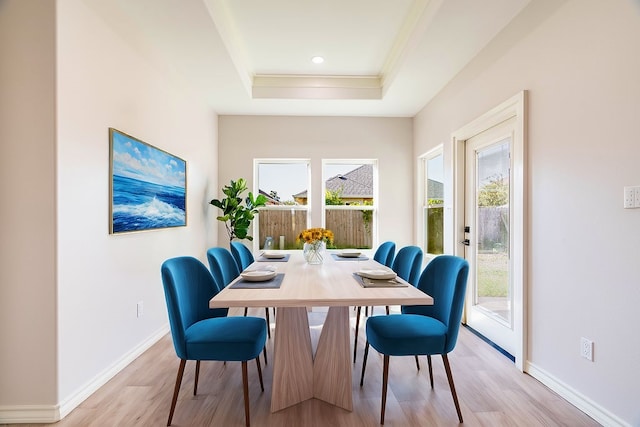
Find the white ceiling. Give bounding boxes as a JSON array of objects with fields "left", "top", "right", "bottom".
[{"left": 84, "top": 0, "right": 531, "bottom": 117}]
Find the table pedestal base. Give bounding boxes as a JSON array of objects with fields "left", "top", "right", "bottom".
[{"left": 270, "top": 306, "right": 352, "bottom": 413}]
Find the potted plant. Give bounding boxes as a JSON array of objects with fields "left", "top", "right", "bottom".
[{"left": 210, "top": 178, "right": 267, "bottom": 244}]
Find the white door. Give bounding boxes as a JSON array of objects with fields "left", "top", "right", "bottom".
[{"left": 463, "top": 117, "right": 517, "bottom": 358}]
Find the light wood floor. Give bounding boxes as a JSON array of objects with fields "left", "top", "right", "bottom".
[{"left": 8, "top": 308, "right": 600, "bottom": 427}]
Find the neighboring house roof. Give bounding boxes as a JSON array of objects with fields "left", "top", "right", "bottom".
[
  {"left": 294, "top": 164, "right": 373, "bottom": 199},
  {"left": 259, "top": 189, "right": 283, "bottom": 205}
]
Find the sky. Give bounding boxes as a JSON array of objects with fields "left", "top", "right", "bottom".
[{"left": 257, "top": 163, "right": 360, "bottom": 203}]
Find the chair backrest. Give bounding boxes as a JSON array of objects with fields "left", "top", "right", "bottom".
[
  {"left": 161, "top": 256, "right": 226, "bottom": 359},
  {"left": 230, "top": 241, "right": 255, "bottom": 271},
  {"left": 414, "top": 255, "right": 469, "bottom": 353},
  {"left": 373, "top": 241, "right": 396, "bottom": 267},
  {"left": 206, "top": 247, "right": 241, "bottom": 291},
  {"left": 391, "top": 245, "right": 423, "bottom": 286}
]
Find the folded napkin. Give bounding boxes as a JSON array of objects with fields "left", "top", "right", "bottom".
[
  {"left": 230, "top": 273, "right": 285, "bottom": 289},
  {"left": 256, "top": 254, "right": 290, "bottom": 262},
  {"left": 352, "top": 273, "right": 408, "bottom": 288},
  {"left": 331, "top": 253, "right": 370, "bottom": 261}
]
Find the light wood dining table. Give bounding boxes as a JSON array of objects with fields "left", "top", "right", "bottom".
[{"left": 209, "top": 250, "right": 433, "bottom": 413}]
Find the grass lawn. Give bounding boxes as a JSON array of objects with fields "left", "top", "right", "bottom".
[{"left": 477, "top": 252, "right": 509, "bottom": 297}]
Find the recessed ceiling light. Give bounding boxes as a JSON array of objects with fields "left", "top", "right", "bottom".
[{"left": 311, "top": 56, "right": 324, "bottom": 64}]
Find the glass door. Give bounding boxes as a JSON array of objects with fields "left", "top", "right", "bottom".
[{"left": 464, "top": 118, "right": 515, "bottom": 357}]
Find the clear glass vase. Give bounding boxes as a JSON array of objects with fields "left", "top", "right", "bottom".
[{"left": 303, "top": 241, "right": 325, "bottom": 265}]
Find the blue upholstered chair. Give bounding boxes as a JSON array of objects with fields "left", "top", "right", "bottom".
[
  {"left": 391, "top": 245, "right": 423, "bottom": 287},
  {"left": 353, "top": 241, "right": 397, "bottom": 363},
  {"left": 230, "top": 241, "right": 255, "bottom": 271},
  {"left": 207, "top": 247, "right": 271, "bottom": 358},
  {"left": 161, "top": 256, "right": 267, "bottom": 426},
  {"left": 373, "top": 241, "right": 396, "bottom": 268},
  {"left": 359, "top": 255, "right": 469, "bottom": 424},
  {"left": 206, "top": 247, "right": 240, "bottom": 292},
  {"left": 359, "top": 244, "right": 422, "bottom": 318},
  {"left": 228, "top": 242, "right": 274, "bottom": 338}
]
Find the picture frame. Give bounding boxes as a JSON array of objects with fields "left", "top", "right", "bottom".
[{"left": 109, "top": 128, "right": 186, "bottom": 234}]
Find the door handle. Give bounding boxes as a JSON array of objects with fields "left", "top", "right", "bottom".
[{"left": 461, "top": 239, "right": 470, "bottom": 246}]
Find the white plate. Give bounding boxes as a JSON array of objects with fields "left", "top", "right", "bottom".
[
  {"left": 262, "top": 251, "right": 286, "bottom": 259},
  {"left": 357, "top": 269, "right": 397, "bottom": 280},
  {"left": 240, "top": 270, "right": 277, "bottom": 282},
  {"left": 338, "top": 250, "right": 361, "bottom": 258}
]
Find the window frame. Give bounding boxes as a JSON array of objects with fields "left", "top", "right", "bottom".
[
  {"left": 321, "top": 159, "right": 378, "bottom": 249},
  {"left": 253, "top": 158, "right": 311, "bottom": 252},
  {"left": 418, "top": 146, "right": 444, "bottom": 258}
]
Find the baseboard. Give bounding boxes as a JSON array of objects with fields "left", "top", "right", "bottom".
[
  {"left": 0, "top": 405, "right": 59, "bottom": 424},
  {"left": 525, "top": 361, "right": 630, "bottom": 427},
  {"left": 0, "top": 324, "right": 170, "bottom": 424}
]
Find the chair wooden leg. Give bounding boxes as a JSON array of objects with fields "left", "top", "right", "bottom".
[
  {"left": 194, "top": 360, "right": 200, "bottom": 395},
  {"left": 381, "top": 355, "right": 390, "bottom": 425},
  {"left": 427, "top": 355, "right": 433, "bottom": 388},
  {"left": 354, "top": 306, "right": 362, "bottom": 363},
  {"left": 442, "top": 354, "right": 463, "bottom": 423},
  {"left": 414, "top": 355, "right": 420, "bottom": 371},
  {"left": 359, "top": 341, "right": 370, "bottom": 386},
  {"left": 385, "top": 305, "right": 390, "bottom": 315},
  {"left": 255, "top": 357, "right": 264, "bottom": 392},
  {"left": 167, "top": 359, "right": 186, "bottom": 426},
  {"left": 263, "top": 346, "right": 268, "bottom": 365},
  {"left": 244, "top": 307, "right": 248, "bottom": 316},
  {"left": 265, "top": 307, "right": 271, "bottom": 339},
  {"left": 365, "top": 306, "right": 369, "bottom": 316},
  {"left": 242, "top": 361, "right": 250, "bottom": 427}
]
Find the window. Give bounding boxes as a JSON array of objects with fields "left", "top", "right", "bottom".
[
  {"left": 322, "top": 160, "right": 377, "bottom": 249},
  {"left": 421, "top": 148, "right": 444, "bottom": 255},
  {"left": 254, "top": 159, "right": 310, "bottom": 250}
]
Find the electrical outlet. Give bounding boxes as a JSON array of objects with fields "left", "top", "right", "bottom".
[
  {"left": 580, "top": 337, "right": 593, "bottom": 361},
  {"left": 634, "top": 187, "right": 640, "bottom": 208},
  {"left": 624, "top": 186, "right": 635, "bottom": 208},
  {"left": 137, "top": 301, "right": 144, "bottom": 318}
]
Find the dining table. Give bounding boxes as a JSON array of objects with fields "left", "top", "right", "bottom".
[{"left": 209, "top": 250, "right": 433, "bottom": 413}]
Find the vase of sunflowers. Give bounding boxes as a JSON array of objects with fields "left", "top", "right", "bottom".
[{"left": 297, "top": 227, "right": 334, "bottom": 265}]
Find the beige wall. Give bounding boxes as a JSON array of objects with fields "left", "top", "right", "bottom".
[
  {"left": 1, "top": 0, "right": 219, "bottom": 421},
  {"left": 414, "top": 0, "right": 640, "bottom": 424},
  {"left": 218, "top": 115, "right": 414, "bottom": 249},
  {"left": 0, "top": 0, "right": 58, "bottom": 410}
]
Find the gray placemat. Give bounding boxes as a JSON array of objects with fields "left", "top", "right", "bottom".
[
  {"left": 256, "top": 254, "right": 290, "bottom": 262},
  {"left": 352, "top": 273, "right": 407, "bottom": 288},
  {"left": 230, "top": 273, "right": 285, "bottom": 289},
  {"left": 331, "top": 253, "right": 370, "bottom": 261}
]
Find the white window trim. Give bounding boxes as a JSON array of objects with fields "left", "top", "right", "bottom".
[{"left": 452, "top": 90, "right": 527, "bottom": 372}]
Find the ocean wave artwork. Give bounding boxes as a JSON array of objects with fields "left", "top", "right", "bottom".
[{"left": 109, "top": 129, "right": 186, "bottom": 233}]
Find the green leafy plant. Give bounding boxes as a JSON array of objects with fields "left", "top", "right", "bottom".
[
  {"left": 210, "top": 178, "right": 267, "bottom": 243},
  {"left": 325, "top": 188, "right": 344, "bottom": 205},
  {"left": 478, "top": 175, "right": 508, "bottom": 207}
]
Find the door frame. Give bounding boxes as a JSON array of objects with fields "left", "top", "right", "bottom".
[{"left": 452, "top": 91, "right": 527, "bottom": 372}]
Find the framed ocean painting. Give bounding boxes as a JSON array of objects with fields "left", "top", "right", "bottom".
[{"left": 109, "top": 128, "right": 186, "bottom": 234}]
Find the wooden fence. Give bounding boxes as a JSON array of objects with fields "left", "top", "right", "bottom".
[
  {"left": 326, "top": 210, "right": 372, "bottom": 249},
  {"left": 258, "top": 209, "right": 308, "bottom": 250},
  {"left": 257, "top": 209, "right": 372, "bottom": 249},
  {"left": 478, "top": 206, "right": 509, "bottom": 253}
]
